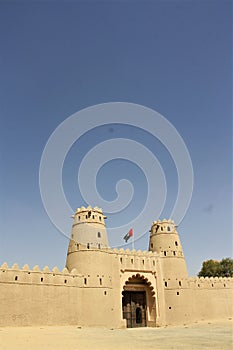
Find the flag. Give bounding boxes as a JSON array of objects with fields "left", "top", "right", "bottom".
[{"left": 123, "top": 228, "right": 133, "bottom": 242}]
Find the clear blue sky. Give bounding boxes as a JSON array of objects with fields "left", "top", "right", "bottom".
[{"left": 0, "top": 0, "right": 232, "bottom": 275}]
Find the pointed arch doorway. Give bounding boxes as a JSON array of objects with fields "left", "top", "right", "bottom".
[{"left": 122, "top": 274, "right": 156, "bottom": 328}]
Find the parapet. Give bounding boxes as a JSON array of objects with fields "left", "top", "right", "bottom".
[
  {"left": 188, "top": 276, "right": 233, "bottom": 289},
  {"left": 161, "top": 275, "right": 233, "bottom": 290},
  {"left": 75, "top": 205, "right": 104, "bottom": 215},
  {"left": 0, "top": 262, "right": 82, "bottom": 286},
  {"left": 0, "top": 262, "right": 80, "bottom": 275},
  {"left": 0, "top": 262, "right": 113, "bottom": 289},
  {"left": 71, "top": 205, "right": 107, "bottom": 227},
  {"left": 67, "top": 243, "right": 159, "bottom": 258},
  {"left": 150, "top": 219, "right": 178, "bottom": 235},
  {"left": 109, "top": 247, "right": 157, "bottom": 257}
]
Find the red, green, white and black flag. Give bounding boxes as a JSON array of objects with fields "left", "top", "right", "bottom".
[{"left": 123, "top": 228, "right": 133, "bottom": 242}]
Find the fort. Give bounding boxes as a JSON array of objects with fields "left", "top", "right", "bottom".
[{"left": 0, "top": 206, "right": 232, "bottom": 328}]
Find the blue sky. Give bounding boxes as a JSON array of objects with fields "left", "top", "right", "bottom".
[{"left": 0, "top": 0, "right": 232, "bottom": 275}]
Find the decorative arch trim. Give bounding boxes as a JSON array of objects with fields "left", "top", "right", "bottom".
[{"left": 123, "top": 273, "right": 155, "bottom": 297}]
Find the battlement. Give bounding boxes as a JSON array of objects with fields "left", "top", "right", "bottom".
[
  {"left": 75, "top": 205, "right": 104, "bottom": 215},
  {"left": 160, "top": 275, "right": 233, "bottom": 290},
  {"left": 150, "top": 219, "right": 177, "bottom": 235},
  {"left": 72, "top": 205, "right": 107, "bottom": 226},
  {"left": 0, "top": 262, "right": 112, "bottom": 289},
  {"left": 111, "top": 247, "right": 158, "bottom": 257},
  {"left": 188, "top": 276, "right": 233, "bottom": 289},
  {"left": 68, "top": 241, "right": 159, "bottom": 258},
  {"left": 0, "top": 262, "right": 77, "bottom": 274}
]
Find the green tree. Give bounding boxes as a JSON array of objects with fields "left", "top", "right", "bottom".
[
  {"left": 198, "top": 258, "right": 233, "bottom": 277},
  {"left": 219, "top": 258, "right": 233, "bottom": 277},
  {"left": 198, "top": 259, "right": 220, "bottom": 277}
]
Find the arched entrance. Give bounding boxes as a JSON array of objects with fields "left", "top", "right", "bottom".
[{"left": 122, "top": 274, "right": 156, "bottom": 328}]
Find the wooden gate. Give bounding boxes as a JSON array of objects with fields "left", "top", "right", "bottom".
[{"left": 122, "top": 291, "right": 146, "bottom": 328}]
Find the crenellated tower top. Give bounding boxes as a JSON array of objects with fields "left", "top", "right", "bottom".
[
  {"left": 66, "top": 206, "right": 109, "bottom": 271},
  {"left": 72, "top": 205, "right": 107, "bottom": 226},
  {"left": 150, "top": 219, "right": 177, "bottom": 235}
]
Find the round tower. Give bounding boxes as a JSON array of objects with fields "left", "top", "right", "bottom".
[
  {"left": 149, "top": 219, "right": 188, "bottom": 279},
  {"left": 66, "top": 206, "right": 109, "bottom": 271}
]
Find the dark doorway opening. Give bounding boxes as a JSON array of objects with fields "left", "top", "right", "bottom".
[{"left": 122, "top": 291, "right": 146, "bottom": 328}]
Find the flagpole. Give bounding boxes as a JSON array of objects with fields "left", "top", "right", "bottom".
[{"left": 132, "top": 232, "right": 134, "bottom": 251}]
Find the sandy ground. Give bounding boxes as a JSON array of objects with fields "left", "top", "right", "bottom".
[{"left": 0, "top": 320, "right": 232, "bottom": 350}]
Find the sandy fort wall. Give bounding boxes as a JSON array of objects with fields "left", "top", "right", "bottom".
[
  {"left": 0, "top": 248, "right": 161, "bottom": 328},
  {"left": 162, "top": 276, "right": 233, "bottom": 325},
  {"left": 0, "top": 260, "right": 122, "bottom": 327}
]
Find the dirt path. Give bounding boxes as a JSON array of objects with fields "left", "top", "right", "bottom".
[{"left": 0, "top": 320, "right": 232, "bottom": 350}]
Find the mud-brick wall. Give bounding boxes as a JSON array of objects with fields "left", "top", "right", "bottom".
[
  {"left": 163, "top": 277, "right": 233, "bottom": 325},
  {"left": 0, "top": 264, "right": 119, "bottom": 327}
]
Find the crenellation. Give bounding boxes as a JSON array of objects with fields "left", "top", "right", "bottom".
[
  {"left": 33, "top": 265, "right": 40, "bottom": 272},
  {"left": 22, "top": 264, "right": 30, "bottom": 270},
  {"left": 62, "top": 267, "right": 69, "bottom": 274},
  {"left": 52, "top": 266, "right": 60, "bottom": 273},
  {"left": 11, "top": 263, "right": 19, "bottom": 270},
  {"left": 43, "top": 266, "right": 50, "bottom": 272},
  {"left": 1, "top": 262, "right": 8, "bottom": 269},
  {"left": 0, "top": 264, "right": 116, "bottom": 289},
  {"left": 67, "top": 243, "right": 160, "bottom": 259},
  {"left": 186, "top": 276, "right": 233, "bottom": 289}
]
